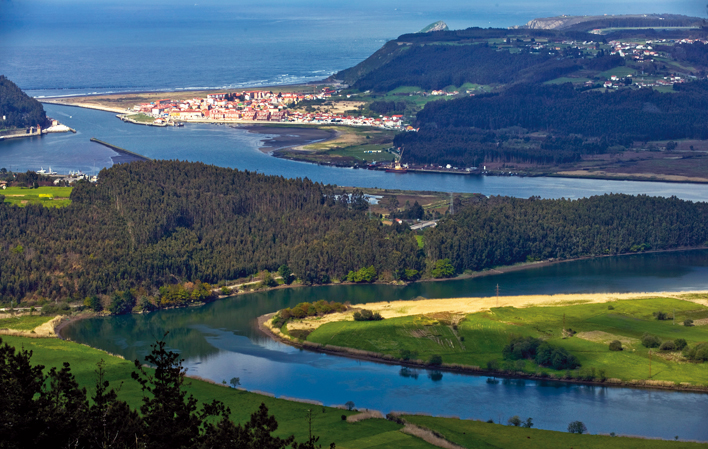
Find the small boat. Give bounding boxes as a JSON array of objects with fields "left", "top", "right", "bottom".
[{"left": 37, "top": 167, "right": 47, "bottom": 174}]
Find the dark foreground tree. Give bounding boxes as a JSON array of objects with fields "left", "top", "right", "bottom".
[{"left": 0, "top": 336, "right": 334, "bottom": 449}]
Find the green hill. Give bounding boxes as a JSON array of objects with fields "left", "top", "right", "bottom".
[{"left": 0, "top": 76, "right": 47, "bottom": 130}]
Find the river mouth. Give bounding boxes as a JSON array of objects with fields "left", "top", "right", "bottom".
[{"left": 62, "top": 249, "right": 708, "bottom": 441}]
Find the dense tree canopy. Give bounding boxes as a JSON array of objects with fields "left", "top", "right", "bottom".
[
  {"left": 0, "top": 76, "right": 47, "bottom": 129},
  {"left": 0, "top": 161, "right": 421, "bottom": 303},
  {"left": 425, "top": 194, "right": 708, "bottom": 272}
]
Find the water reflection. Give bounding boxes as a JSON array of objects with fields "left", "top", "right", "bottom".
[{"left": 62, "top": 250, "right": 708, "bottom": 441}]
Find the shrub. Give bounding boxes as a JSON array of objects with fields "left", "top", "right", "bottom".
[
  {"left": 568, "top": 421, "right": 587, "bottom": 434},
  {"left": 502, "top": 336, "right": 543, "bottom": 360},
  {"left": 346, "top": 266, "right": 377, "bottom": 283},
  {"left": 399, "top": 349, "right": 418, "bottom": 360},
  {"left": 609, "top": 340, "right": 623, "bottom": 351},
  {"left": 535, "top": 343, "right": 580, "bottom": 370},
  {"left": 41, "top": 302, "right": 71, "bottom": 316},
  {"left": 353, "top": 309, "right": 383, "bottom": 321},
  {"left": 641, "top": 333, "right": 662, "bottom": 348},
  {"left": 684, "top": 319, "right": 694, "bottom": 327},
  {"left": 341, "top": 415, "right": 347, "bottom": 421},
  {"left": 674, "top": 338, "right": 688, "bottom": 351},
  {"left": 653, "top": 311, "right": 669, "bottom": 321},
  {"left": 683, "top": 343, "right": 708, "bottom": 362},
  {"left": 659, "top": 340, "right": 676, "bottom": 351},
  {"left": 607, "top": 304, "right": 615, "bottom": 310},
  {"left": 428, "top": 354, "right": 443, "bottom": 366},
  {"left": 486, "top": 359, "right": 500, "bottom": 371}
]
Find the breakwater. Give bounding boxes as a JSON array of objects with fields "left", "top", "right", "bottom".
[{"left": 89, "top": 138, "right": 151, "bottom": 163}]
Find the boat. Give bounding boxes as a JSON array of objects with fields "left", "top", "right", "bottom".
[
  {"left": 47, "top": 167, "right": 57, "bottom": 175},
  {"left": 37, "top": 167, "right": 47, "bottom": 174}
]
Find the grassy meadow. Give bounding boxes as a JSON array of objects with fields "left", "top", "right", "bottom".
[
  {"left": 306, "top": 296, "right": 708, "bottom": 385},
  {"left": 403, "top": 415, "right": 705, "bottom": 449},
  {"left": 0, "top": 314, "right": 53, "bottom": 330},
  {"left": 2, "top": 186, "right": 73, "bottom": 207}
]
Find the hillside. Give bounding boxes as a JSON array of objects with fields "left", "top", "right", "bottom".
[{"left": 0, "top": 76, "right": 47, "bottom": 130}]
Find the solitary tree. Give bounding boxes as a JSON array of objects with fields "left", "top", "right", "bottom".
[
  {"left": 345, "top": 401, "right": 355, "bottom": 411},
  {"left": 568, "top": 421, "right": 588, "bottom": 434}
]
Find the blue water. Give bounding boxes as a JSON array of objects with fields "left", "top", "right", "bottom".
[
  {"left": 1, "top": 1, "right": 703, "bottom": 96},
  {"left": 4, "top": 103, "right": 708, "bottom": 201},
  {"left": 64, "top": 249, "right": 708, "bottom": 441}
]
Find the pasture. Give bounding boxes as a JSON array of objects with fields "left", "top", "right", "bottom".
[
  {"left": 2, "top": 186, "right": 73, "bottom": 207},
  {"left": 306, "top": 296, "right": 708, "bottom": 385}
]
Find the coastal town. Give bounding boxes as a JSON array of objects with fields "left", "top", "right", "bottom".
[{"left": 128, "top": 87, "right": 414, "bottom": 130}]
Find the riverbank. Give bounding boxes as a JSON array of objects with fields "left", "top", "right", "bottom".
[
  {"left": 260, "top": 291, "right": 708, "bottom": 393},
  {"left": 5, "top": 334, "right": 699, "bottom": 447}
]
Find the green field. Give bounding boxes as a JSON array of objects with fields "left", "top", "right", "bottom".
[
  {"left": 545, "top": 77, "right": 593, "bottom": 85},
  {"left": 306, "top": 296, "right": 708, "bottom": 385},
  {"left": 0, "top": 314, "right": 53, "bottom": 330},
  {"left": 125, "top": 113, "right": 157, "bottom": 123},
  {"left": 600, "top": 67, "right": 637, "bottom": 78},
  {"left": 2, "top": 186, "right": 73, "bottom": 207},
  {"left": 329, "top": 144, "right": 395, "bottom": 163},
  {"left": 403, "top": 415, "right": 704, "bottom": 448}
]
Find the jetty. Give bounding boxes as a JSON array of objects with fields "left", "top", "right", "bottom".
[{"left": 90, "top": 138, "right": 151, "bottom": 163}]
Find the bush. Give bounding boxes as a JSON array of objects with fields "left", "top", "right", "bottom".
[
  {"left": 684, "top": 319, "right": 694, "bottom": 327},
  {"left": 428, "top": 354, "right": 443, "bottom": 366},
  {"left": 641, "top": 333, "right": 662, "bottom": 348},
  {"left": 674, "top": 338, "right": 688, "bottom": 351},
  {"left": 653, "top": 311, "right": 669, "bottom": 320},
  {"left": 609, "top": 340, "right": 623, "bottom": 351},
  {"left": 535, "top": 343, "right": 580, "bottom": 370},
  {"left": 502, "top": 336, "right": 543, "bottom": 360},
  {"left": 353, "top": 309, "right": 383, "bottom": 321},
  {"left": 341, "top": 415, "right": 347, "bottom": 421},
  {"left": 399, "top": 349, "right": 418, "bottom": 360},
  {"left": 568, "top": 421, "right": 587, "bottom": 434},
  {"left": 41, "top": 302, "right": 71, "bottom": 316},
  {"left": 486, "top": 359, "right": 500, "bottom": 371},
  {"left": 346, "top": 266, "right": 377, "bottom": 283},
  {"left": 683, "top": 342, "right": 708, "bottom": 362},
  {"left": 659, "top": 340, "right": 676, "bottom": 351},
  {"left": 607, "top": 304, "right": 614, "bottom": 310}
]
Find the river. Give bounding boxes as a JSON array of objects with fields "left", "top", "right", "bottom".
[
  {"left": 63, "top": 249, "right": 708, "bottom": 441},
  {"left": 3, "top": 104, "right": 708, "bottom": 202}
]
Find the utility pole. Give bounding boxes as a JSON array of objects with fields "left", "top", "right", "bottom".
[
  {"left": 673, "top": 308, "right": 675, "bottom": 325},
  {"left": 496, "top": 284, "right": 500, "bottom": 307},
  {"left": 648, "top": 351, "right": 652, "bottom": 379}
]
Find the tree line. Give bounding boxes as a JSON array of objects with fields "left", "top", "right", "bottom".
[{"left": 424, "top": 194, "right": 708, "bottom": 272}]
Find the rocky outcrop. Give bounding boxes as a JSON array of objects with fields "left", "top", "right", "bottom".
[{"left": 418, "top": 21, "right": 449, "bottom": 33}]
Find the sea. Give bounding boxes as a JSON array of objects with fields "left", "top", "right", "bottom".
[{"left": 1, "top": 0, "right": 704, "bottom": 98}]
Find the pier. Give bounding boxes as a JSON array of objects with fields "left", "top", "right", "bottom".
[{"left": 90, "top": 138, "right": 151, "bottom": 163}]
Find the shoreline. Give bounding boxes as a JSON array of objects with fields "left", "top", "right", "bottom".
[
  {"left": 38, "top": 99, "right": 708, "bottom": 185},
  {"left": 257, "top": 296, "right": 708, "bottom": 395}
]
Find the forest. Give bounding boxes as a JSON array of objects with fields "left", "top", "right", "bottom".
[
  {"left": 2, "top": 162, "right": 708, "bottom": 305},
  {"left": 0, "top": 161, "right": 421, "bottom": 304},
  {"left": 0, "top": 76, "right": 47, "bottom": 130},
  {"left": 396, "top": 81, "right": 708, "bottom": 166},
  {"left": 424, "top": 194, "right": 708, "bottom": 273}
]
